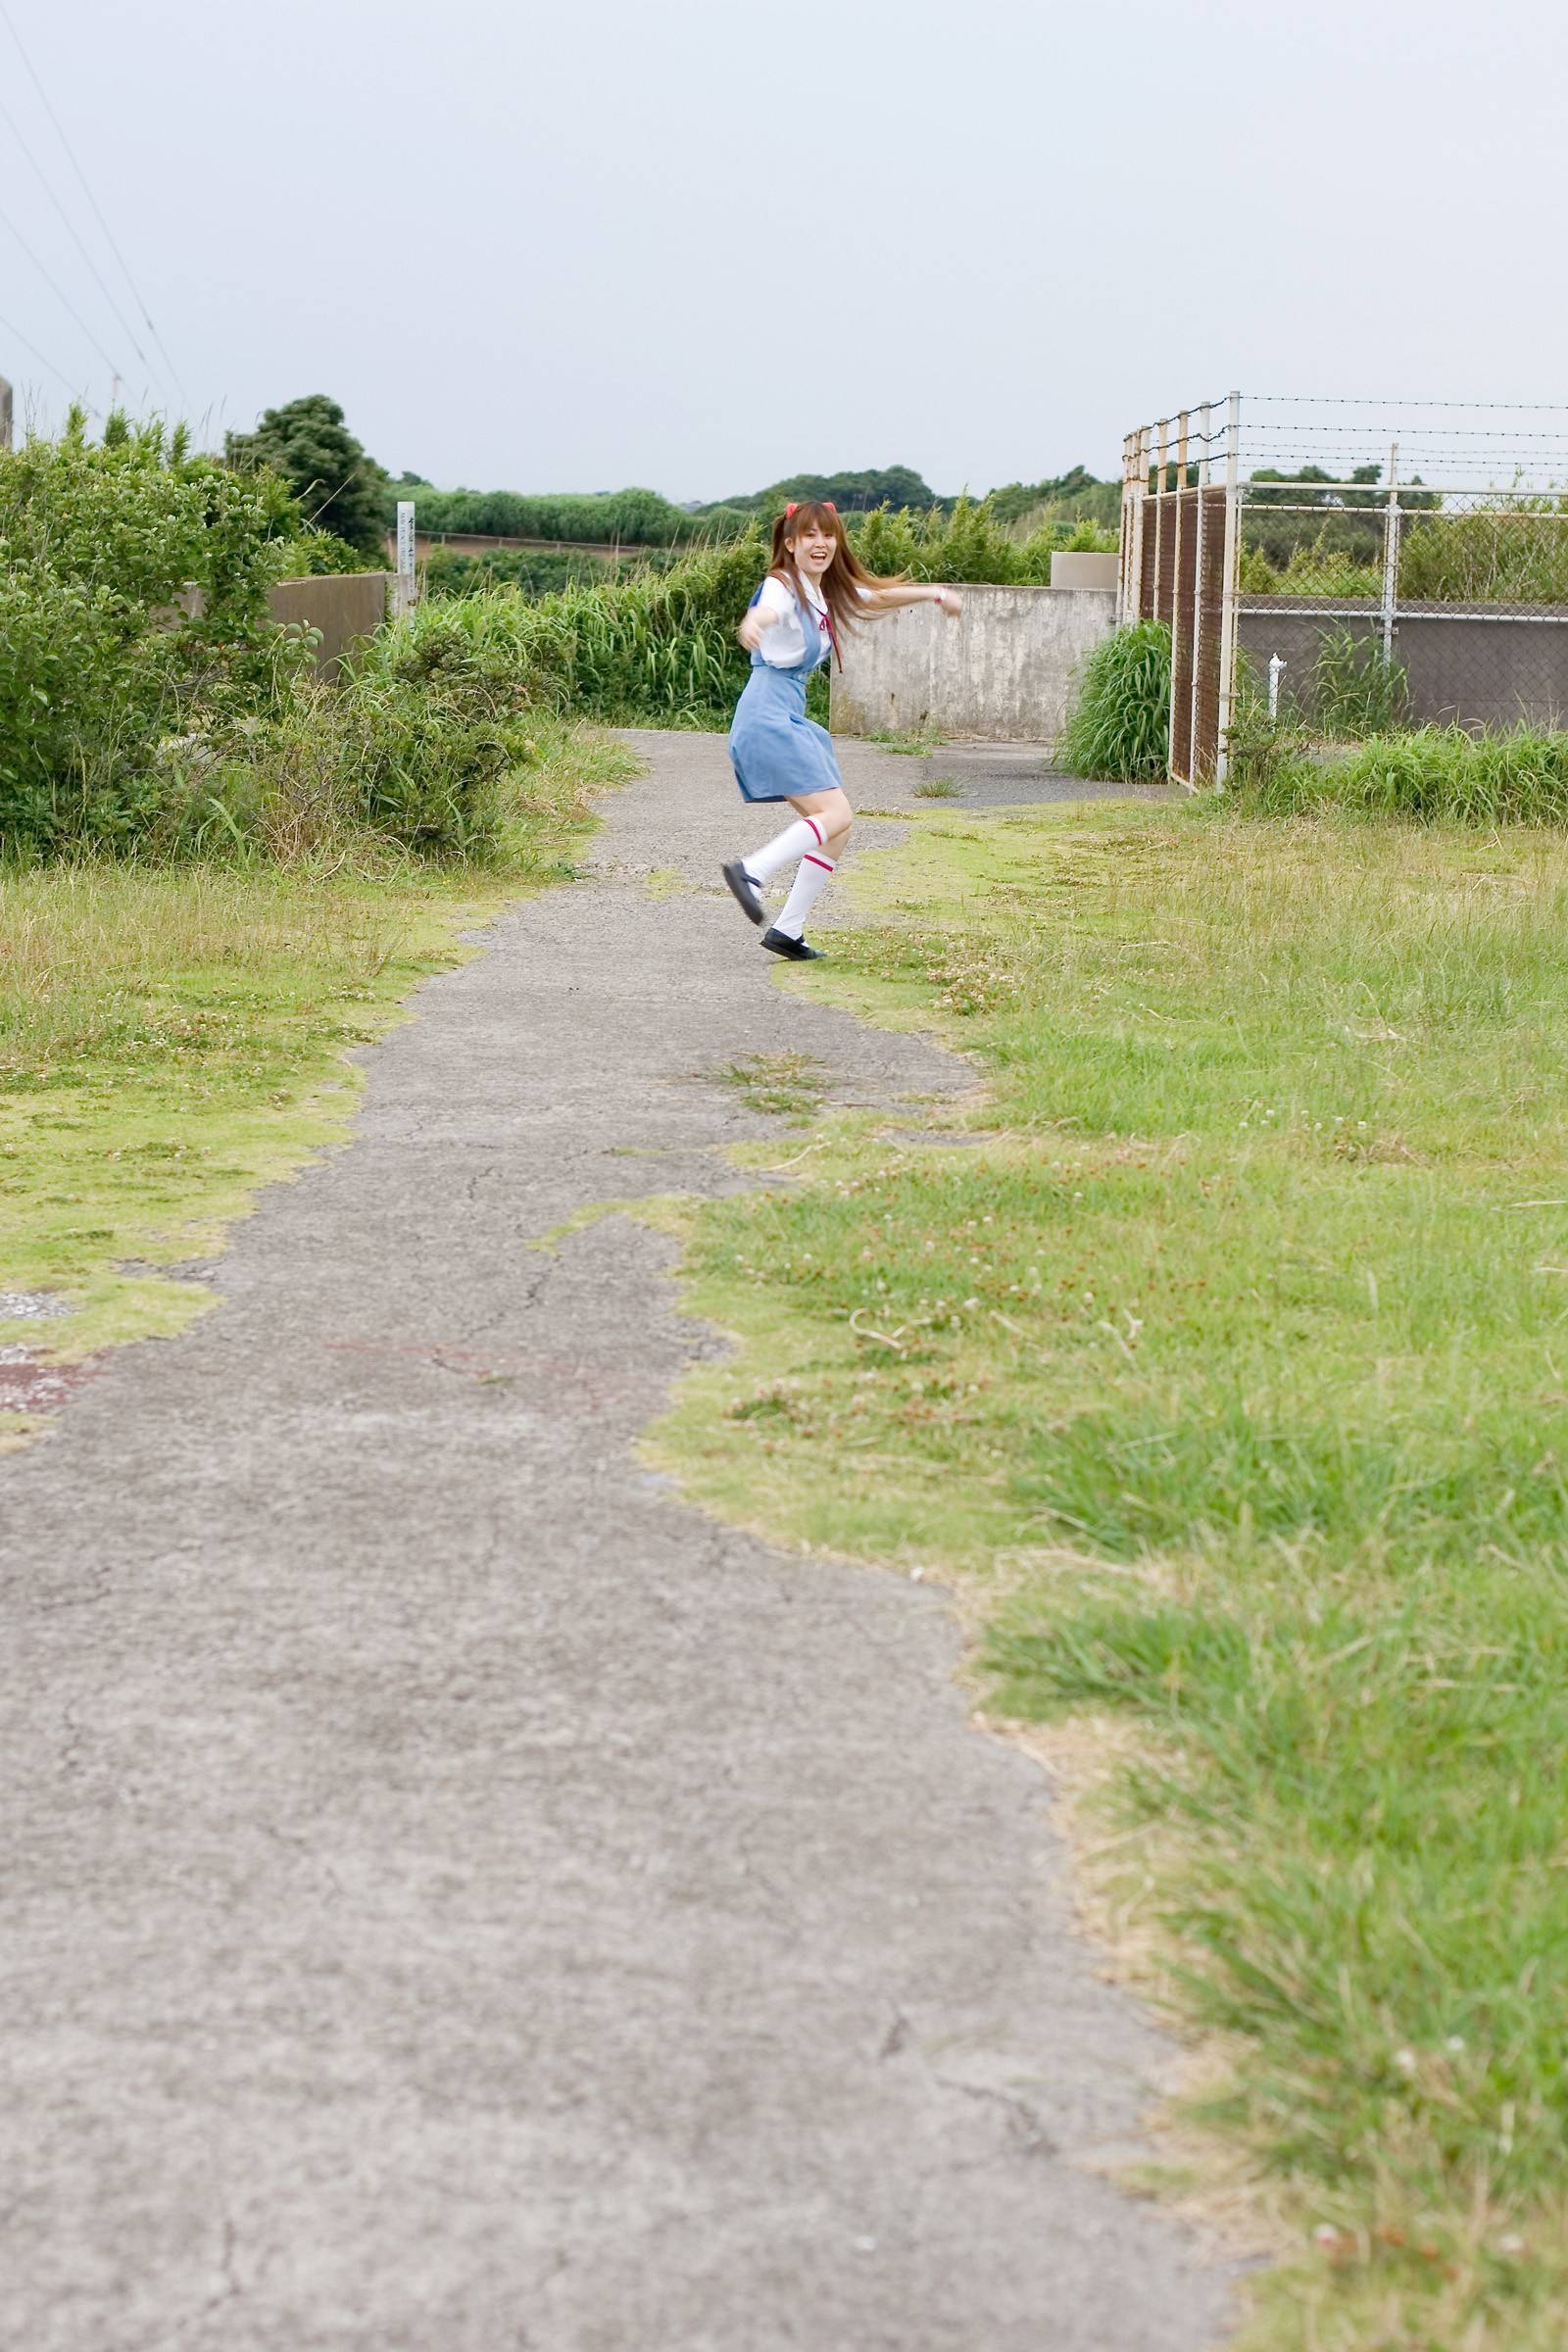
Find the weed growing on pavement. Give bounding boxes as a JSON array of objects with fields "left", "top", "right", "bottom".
[
  {"left": 715, "top": 1053, "right": 830, "bottom": 1123},
  {"left": 868, "top": 725, "right": 950, "bottom": 756}
]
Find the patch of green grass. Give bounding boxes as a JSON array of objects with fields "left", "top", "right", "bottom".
[
  {"left": 1236, "top": 721, "right": 1568, "bottom": 824},
  {"left": 911, "top": 774, "right": 960, "bottom": 800},
  {"left": 715, "top": 1052, "right": 830, "bottom": 1122},
  {"left": 652, "top": 798, "right": 1568, "bottom": 2349},
  {"left": 0, "top": 724, "right": 632, "bottom": 1415}
]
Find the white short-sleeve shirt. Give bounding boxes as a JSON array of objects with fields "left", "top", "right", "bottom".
[
  {"left": 756, "top": 573, "right": 874, "bottom": 666},
  {"left": 755, "top": 572, "right": 831, "bottom": 667}
]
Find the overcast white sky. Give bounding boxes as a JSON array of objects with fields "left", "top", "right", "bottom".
[{"left": 2, "top": 0, "right": 1564, "bottom": 501}]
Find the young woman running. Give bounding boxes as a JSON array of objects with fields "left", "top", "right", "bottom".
[{"left": 722, "top": 501, "right": 961, "bottom": 959}]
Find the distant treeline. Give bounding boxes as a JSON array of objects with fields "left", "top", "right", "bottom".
[
  {"left": 383, "top": 482, "right": 737, "bottom": 548},
  {"left": 383, "top": 463, "right": 1120, "bottom": 551},
  {"left": 424, "top": 498, "right": 1119, "bottom": 606}
]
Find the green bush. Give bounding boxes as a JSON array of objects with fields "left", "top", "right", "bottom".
[
  {"left": 1059, "top": 621, "right": 1172, "bottom": 782},
  {"left": 1231, "top": 723, "right": 1568, "bottom": 824},
  {"left": 163, "top": 596, "right": 575, "bottom": 861},
  {"left": 0, "top": 415, "right": 311, "bottom": 858}
]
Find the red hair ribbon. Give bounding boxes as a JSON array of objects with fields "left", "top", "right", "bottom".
[{"left": 785, "top": 503, "right": 798, "bottom": 516}]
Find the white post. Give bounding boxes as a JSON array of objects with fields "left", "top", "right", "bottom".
[
  {"left": 394, "top": 498, "right": 417, "bottom": 617},
  {"left": 1213, "top": 388, "right": 1243, "bottom": 790},
  {"left": 1380, "top": 443, "right": 1399, "bottom": 669},
  {"left": 1268, "top": 652, "right": 1285, "bottom": 718}
]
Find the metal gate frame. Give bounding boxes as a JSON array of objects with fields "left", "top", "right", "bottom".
[{"left": 1120, "top": 389, "right": 1242, "bottom": 788}]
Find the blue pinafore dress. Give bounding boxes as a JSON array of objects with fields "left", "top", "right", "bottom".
[{"left": 728, "top": 579, "right": 845, "bottom": 804}]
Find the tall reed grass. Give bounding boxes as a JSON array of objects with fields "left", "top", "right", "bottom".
[
  {"left": 1059, "top": 620, "right": 1172, "bottom": 782},
  {"left": 1234, "top": 723, "right": 1568, "bottom": 823}
]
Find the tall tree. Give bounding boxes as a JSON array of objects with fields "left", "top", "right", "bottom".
[{"left": 226, "top": 395, "right": 388, "bottom": 553}]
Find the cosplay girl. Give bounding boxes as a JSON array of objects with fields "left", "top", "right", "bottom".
[{"left": 722, "top": 501, "right": 961, "bottom": 959}]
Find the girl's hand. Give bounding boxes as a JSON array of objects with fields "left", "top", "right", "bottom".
[
  {"left": 738, "top": 609, "right": 777, "bottom": 653},
  {"left": 932, "top": 587, "right": 962, "bottom": 619}
]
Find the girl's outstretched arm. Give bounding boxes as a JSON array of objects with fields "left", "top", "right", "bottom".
[
  {"left": 738, "top": 606, "right": 782, "bottom": 653},
  {"left": 861, "top": 582, "right": 963, "bottom": 618}
]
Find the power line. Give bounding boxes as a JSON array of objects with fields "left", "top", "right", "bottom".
[
  {"left": 0, "top": 194, "right": 123, "bottom": 382},
  {"left": 0, "top": 90, "right": 158, "bottom": 396},
  {"left": 0, "top": 304, "right": 100, "bottom": 411},
  {"left": 0, "top": 1, "right": 191, "bottom": 415}
]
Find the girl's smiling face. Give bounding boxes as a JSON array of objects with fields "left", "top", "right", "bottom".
[{"left": 788, "top": 520, "right": 837, "bottom": 579}]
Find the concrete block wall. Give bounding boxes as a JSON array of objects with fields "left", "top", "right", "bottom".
[
  {"left": 831, "top": 584, "right": 1117, "bottom": 746},
  {"left": 268, "top": 573, "right": 391, "bottom": 679}
]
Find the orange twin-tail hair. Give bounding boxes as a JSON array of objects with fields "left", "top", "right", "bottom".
[{"left": 768, "top": 500, "right": 904, "bottom": 645}]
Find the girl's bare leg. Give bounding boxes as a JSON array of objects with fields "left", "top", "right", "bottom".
[{"left": 788, "top": 786, "right": 853, "bottom": 860}]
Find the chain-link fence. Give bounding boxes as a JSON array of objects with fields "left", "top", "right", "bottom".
[{"left": 1121, "top": 395, "right": 1568, "bottom": 783}]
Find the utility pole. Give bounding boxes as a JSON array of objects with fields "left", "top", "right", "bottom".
[{"left": 0, "top": 376, "right": 12, "bottom": 452}]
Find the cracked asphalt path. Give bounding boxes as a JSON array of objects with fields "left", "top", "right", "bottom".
[{"left": 2, "top": 732, "right": 1238, "bottom": 2350}]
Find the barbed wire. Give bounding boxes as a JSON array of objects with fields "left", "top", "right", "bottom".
[{"left": 1249, "top": 394, "right": 1568, "bottom": 411}]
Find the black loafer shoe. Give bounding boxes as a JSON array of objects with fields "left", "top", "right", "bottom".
[
  {"left": 721, "top": 860, "right": 765, "bottom": 925},
  {"left": 760, "top": 927, "right": 824, "bottom": 961}
]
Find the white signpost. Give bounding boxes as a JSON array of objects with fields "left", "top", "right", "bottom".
[{"left": 394, "top": 499, "right": 417, "bottom": 616}]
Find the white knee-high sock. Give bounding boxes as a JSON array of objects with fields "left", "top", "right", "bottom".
[
  {"left": 744, "top": 812, "right": 824, "bottom": 887},
  {"left": 774, "top": 847, "right": 836, "bottom": 939}
]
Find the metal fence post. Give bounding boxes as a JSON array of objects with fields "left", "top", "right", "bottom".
[
  {"left": 1381, "top": 443, "right": 1399, "bottom": 669},
  {"left": 1213, "top": 389, "right": 1243, "bottom": 789},
  {"left": 1190, "top": 400, "right": 1211, "bottom": 775},
  {"left": 1152, "top": 419, "right": 1167, "bottom": 620},
  {"left": 1168, "top": 412, "right": 1191, "bottom": 782}
]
